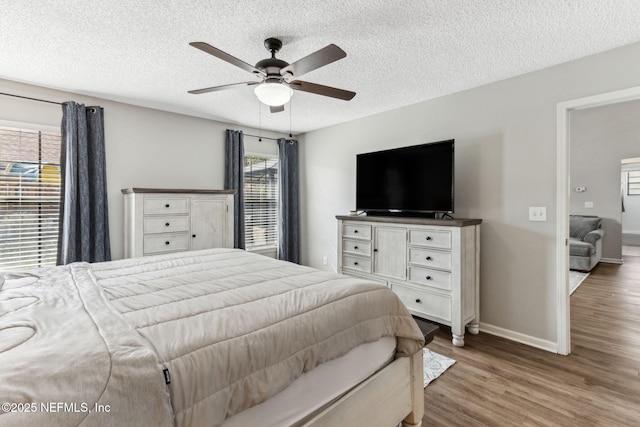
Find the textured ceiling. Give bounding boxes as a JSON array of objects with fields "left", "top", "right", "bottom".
[{"left": 2, "top": 1, "right": 640, "bottom": 134}]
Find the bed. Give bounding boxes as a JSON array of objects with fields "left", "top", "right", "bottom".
[{"left": 0, "top": 248, "right": 425, "bottom": 426}]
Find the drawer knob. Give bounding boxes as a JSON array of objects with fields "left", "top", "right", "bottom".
[
  {"left": 192, "top": 234, "right": 196, "bottom": 238},
  {"left": 373, "top": 248, "right": 378, "bottom": 252},
  {"left": 165, "top": 222, "right": 170, "bottom": 227},
  {"left": 354, "top": 246, "right": 358, "bottom": 249},
  {"left": 165, "top": 204, "right": 170, "bottom": 208},
  {"left": 354, "top": 230, "right": 359, "bottom": 233},
  {"left": 426, "top": 236, "right": 432, "bottom": 240},
  {"left": 415, "top": 298, "right": 422, "bottom": 303},
  {"left": 354, "top": 262, "right": 359, "bottom": 266},
  {"left": 165, "top": 241, "right": 170, "bottom": 245},
  {"left": 426, "top": 276, "right": 432, "bottom": 280},
  {"left": 426, "top": 256, "right": 432, "bottom": 261}
]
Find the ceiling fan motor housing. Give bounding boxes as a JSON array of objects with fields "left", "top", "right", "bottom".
[{"left": 254, "top": 57, "right": 290, "bottom": 81}]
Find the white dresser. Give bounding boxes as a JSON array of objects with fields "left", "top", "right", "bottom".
[
  {"left": 336, "top": 215, "right": 481, "bottom": 346},
  {"left": 122, "top": 188, "right": 235, "bottom": 258}
]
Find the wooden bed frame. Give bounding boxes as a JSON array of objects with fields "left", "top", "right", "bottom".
[{"left": 303, "top": 350, "right": 424, "bottom": 427}]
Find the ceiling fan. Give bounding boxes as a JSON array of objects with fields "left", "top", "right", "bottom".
[{"left": 188, "top": 38, "right": 356, "bottom": 113}]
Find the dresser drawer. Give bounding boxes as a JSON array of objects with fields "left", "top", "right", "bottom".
[
  {"left": 342, "top": 223, "right": 372, "bottom": 240},
  {"left": 408, "top": 266, "right": 452, "bottom": 291},
  {"left": 143, "top": 216, "right": 190, "bottom": 234},
  {"left": 409, "top": 247, "right": 452, "bottom": 270},
  {"left": 408, "top": 229, "right": 451, "bottom": 249},
  {"left": 343, "top": 239, "right": 372, "bottom": 256},
  {"left": 144, "top": 233, "right": 190, "bottom": 254},
  {"left": 143, "top": 197, "right": 189, "bottom": 215},
  {"left": 391, "top": 283, "right": 451, "bottom": 322},
  {"left": 342, "top": 255, "right": 372, "bottom": 274}
]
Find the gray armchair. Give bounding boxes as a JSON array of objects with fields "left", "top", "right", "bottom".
[{"left": 569, "top": 215, "right": 605, "bottom": 272}]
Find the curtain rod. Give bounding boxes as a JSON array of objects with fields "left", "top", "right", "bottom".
[
  {"left": 0, "top": 92, "right": 62, "bottom": 105},
  {"left": 244, "top": 133, "right": 293, "bottom": 142}
]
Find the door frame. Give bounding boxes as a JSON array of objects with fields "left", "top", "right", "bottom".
[{"left": 556, "top": 85, "right": 640, "bottom": 355}]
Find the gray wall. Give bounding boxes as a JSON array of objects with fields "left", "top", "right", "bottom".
[
  {"left": 569, "top": 100, "right": 640, "bottom": 261},
  {"left": 300, "top": 40, "right": 640, "bottom": 347},
  {"left": 0, "top": 78, "right": 280, "bottom": 260}
]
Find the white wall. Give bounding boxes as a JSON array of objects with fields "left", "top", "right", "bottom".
[
  {"left": 569, "top": 100, "right": 640, "bottom": 261},
  {"left": 300, "top": 41, "right": 640, "bottom": 347},
  {"left": 0, "top": 78, "right": 281, "bottom": 260}
]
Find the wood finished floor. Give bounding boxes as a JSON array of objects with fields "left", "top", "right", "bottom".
[{"left": 422, "top": 253, "right": 640, "bottom": 426}]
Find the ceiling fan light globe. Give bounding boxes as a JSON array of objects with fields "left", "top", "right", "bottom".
[{"left": 254, "top": 83, "right": 293, "bottom": 106}]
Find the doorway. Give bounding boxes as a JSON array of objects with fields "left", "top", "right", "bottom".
[
  {"left": 622, "top": 158, "right": 640, "bottom": 257},
  {"left": 556, "top": 85, "right": 640, "bottom": 355}
]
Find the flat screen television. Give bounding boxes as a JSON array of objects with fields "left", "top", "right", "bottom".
[{"left": 356, "top": 139, "right": 454, "bottom": 217}]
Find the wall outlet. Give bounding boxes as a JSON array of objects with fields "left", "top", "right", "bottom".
[
  {"left": 584, "top": 201, "right": 594, "bottom": 208},
  {"left": 322, "top": 256, "right": 328, "bottom": 266},
  {"left": 575, "top": 186, "right": 586, "bottom": 192},
  {"left": 529, "top": 206, "right": 547, "bottom": 221}
]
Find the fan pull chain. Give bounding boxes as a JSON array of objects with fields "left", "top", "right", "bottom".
[{"left": 258, "top": 101, "right": 262, "bottom": 141}]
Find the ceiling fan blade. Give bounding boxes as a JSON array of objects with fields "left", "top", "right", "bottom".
[
  {"left": 190, "top": 42, "right": 266, "bottom": 77},
  {"left": 280, "top": 44, "right": 346, "bottom": 78},
  {"left": 188, "top": 81, "right": 259, "bottom": 95},
  {"left": 270, "top": 105, "right": 285, "bottom": 113},
  {"left": 289, "top": 80, "right": 356, "bottom": 101}
]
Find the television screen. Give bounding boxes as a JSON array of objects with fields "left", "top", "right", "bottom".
[{"left": 356, "top": 139, "right": 454, "bottom": 216}]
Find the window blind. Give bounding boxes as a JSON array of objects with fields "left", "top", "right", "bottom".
[
  {"left": 628, "top": 171, "right": 640, "bottom": 195},
  {"left": 244, "top": 155, "right": 278, "bottom": 249},
  {"left": 0, "top": 126, "right": 61, "bottom": 270}
]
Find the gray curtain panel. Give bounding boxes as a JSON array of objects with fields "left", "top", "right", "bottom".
[
  {"left": 277, "top": 138, "right": 300, "bottom": 263},
  {"left": 57, "top": 102, "right": 111, "bottom": 265},
  {"left": 224, "top": 129, "right": 245, "bottom": 249}
]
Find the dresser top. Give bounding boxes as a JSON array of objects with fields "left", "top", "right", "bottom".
[
  {"left": 121, "top": 188, "right": 235, "bottom": 195},
  {"left": 336, "top": 215, "right": 482, "bottom": 227}
]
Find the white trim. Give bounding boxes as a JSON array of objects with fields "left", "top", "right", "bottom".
[
  {"left": 600, "top": 257, "right": 623, "bottom": 265},
  {"left": 621, "top": 157, "right": 640, "bottom": 165},
  {"left": 556, "top": 84, "right": 640, "bottom": 356},
  {"left": 0, "top": 119, "right": 60, "bottom": 134},
  {"left": 556, "top": 101, "right": 570, "bottom": 355},
  {"left": 479, "top": 322, "right": 557, "bottom": 353}
]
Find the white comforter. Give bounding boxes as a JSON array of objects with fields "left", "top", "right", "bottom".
[
  {"left": 0, "top": 264, "right": 173, "bottom": 426},
  {"left": 1, "top": 249, "right": 424, "bottom": 426}
]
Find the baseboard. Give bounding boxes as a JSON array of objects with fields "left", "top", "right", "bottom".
[
  {"left": 478, "top": 322, "right": 558, "bottom": 353},
  {"left": 622, "top": 232, "right": 640, "bottom": 246},
  {"left": 601, "top": 257, "right": 623, "bottom": 264}
]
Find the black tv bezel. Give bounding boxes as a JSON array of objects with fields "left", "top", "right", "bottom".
[{"left": 355, "top": 139, "right": 455, "bottom": 218}]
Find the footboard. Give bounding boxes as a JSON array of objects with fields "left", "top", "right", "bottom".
[{"left": 302, "top": 350, "right": 424, "bottom": 427}]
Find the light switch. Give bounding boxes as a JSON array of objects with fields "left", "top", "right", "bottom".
[
  {"left": 585, "top": 201, "right": 594, "bottom": 208},
  {"left": 529, "top": 207, "right": 547, "bottom": 221}
]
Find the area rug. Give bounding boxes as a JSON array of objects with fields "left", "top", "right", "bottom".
[
  {"left": 423, "top": 348, "right": 455, "bottom": 387},
  {"left": 569, "top": 270, "right": 589, "bottom": 295}
]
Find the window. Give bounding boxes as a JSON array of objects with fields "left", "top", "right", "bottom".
[
  {"left": 628, "top": 171, "right": 640, "bottom": 195},
  {"left": 0, "top": 125, "right": 61, "bottom": 270},
  {"left": 244, "top": 155, "right": 278, "bottom": 250}
]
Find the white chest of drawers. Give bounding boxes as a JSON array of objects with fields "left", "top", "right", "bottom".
[
  {"left": 122, "top": 188, "right": 235, "bottom": 258},
  {"left": 337, "top": 215, "right": 481, "bottom": 346}
]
